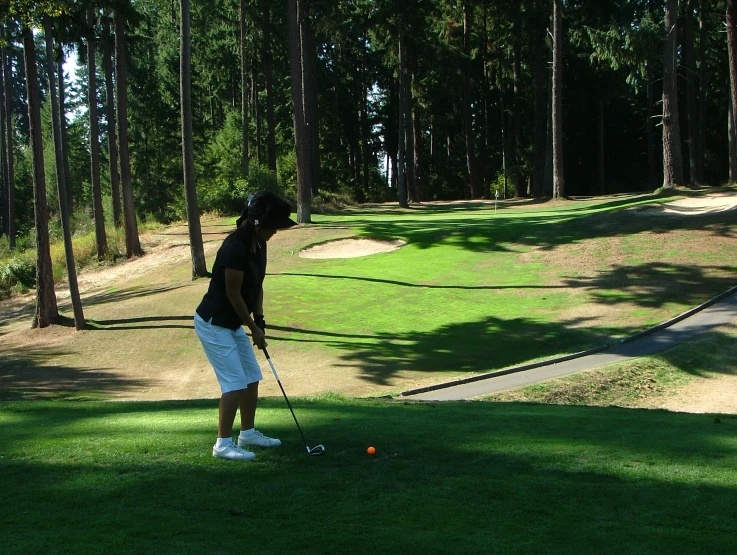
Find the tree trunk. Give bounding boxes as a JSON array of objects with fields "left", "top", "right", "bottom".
[
  {"left": 262, "top": 0, "right": 277, "bottom": 172},
  {"left": 180, "top": 0, "right": 208, "bottom": 278},
  {"left": 698, "top": 0, "right": 707, "bottom": 183},
  {"left": 413, "top": 105, "right": 425, "bottom": 202},
  {"left": 552, "top": 0, "right": 565, "bottom": 199},
  {"left": 385, "top": 153, "right": 390, "bottom": 187},
  {"left": 403, "top": 57, "right": 417, "bottom": 202},
  {"left": 478, "top": 2, "right": 488, "bottom": 197},
  {"left": 253, "top": 71, "right": 262, "bottom": 165},
  {"left": 1, "top": 46, "right": 14, "bottom": 249},
  {"left": 645, "top": 0, "right": 658, "bottom": 188},
  {"left": 300, "top": 6, "right": 320, "bottom": 196},
  {"left": 728, "top": 1, "right": 737, "bottom": 183},
  {"left": 544, "top": 60, "right": 553, "bottom": 196},
  {"left": 684, "top": 1, "right": 701, "bottom": 185},
  {"left": 511, "top": 5, "right": 525, "bottom": 198},
  {"left": 0, "top": 42, "right": 8, "bottom": 240},
  {"left": 729, "top": 92, "right": 737, "bottom": 182},
  {"left": 22, "top": 27, "right": 58, "bottom": 328},
  {"left": 462, "top": 0, "right": 482, "bottom": 198},
  {"left": 500, "top": 87, "right": 508, "bottom": 199},
  {"left": 532, "top": 0, "right": 547, "bottom": 198},
  {"left": 646, "top": 59, "right": 658, "bottom": 188},
  {"left": 87, "top": 9, "right": 107, "bottom": 260},
  {"left": 384, "top": 80, "right": 399, "bottom": 192},
  {"left": 240, "top": 0, "right": 250, "bottom": 177},
  {"left": 58, "top": 57, "right": 73, "bottom": 212},
  {"left": 102, "top": 18, "right": 121, "bottom": 228},
  {"left": 44, "top": 18, "right": 85, "bottom": 330},
  {"left": 286, "top": 0, "right": 311, "bottom": 222},
  {"left": 115, "top": 6, "right": 143, "bottom": 256},
  {"left": 662, "top": 0, "right": 684, "bottom": 188},
  {"left": 599, "top": 100, "right": 605, "bottom": 194},
  {"left": 359, "top": 65, "right": 368, "bottom": 193},
  {"left": 396, "top": 22, "right": 408, "bottom": 208}
]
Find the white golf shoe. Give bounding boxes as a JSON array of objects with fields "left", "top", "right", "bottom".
[
  {"left": 238, "top": 429, "right": 282, "bottom": 448},
  {"left": 212, "top": 439, "right": 256, "bottom": 461}
]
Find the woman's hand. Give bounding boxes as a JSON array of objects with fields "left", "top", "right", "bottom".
[
  {"left": 254, "top": 314, "right": 266, "bottom": 333},
  {"left": 250, "top": 325, "right": 267, "bottom": 350}
]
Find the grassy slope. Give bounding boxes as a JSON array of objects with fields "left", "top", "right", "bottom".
[
  {"left": 1, "top": 191, "right": 737, "bottom": 400},
  {"left": 263, "top": 193, "right": 737, "bottom": 391},
  {"left": 487, "top": 322, "right": 737, "bottom": 407}
]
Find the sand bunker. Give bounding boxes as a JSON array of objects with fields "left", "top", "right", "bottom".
[
  {"left": 635, "top": 192, "right": 737, "bottom": 216},
  {"left": 299, "top": 238, "right": 406, "bottom": 259}
]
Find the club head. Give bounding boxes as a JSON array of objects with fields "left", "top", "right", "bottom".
[{"left": 307, "top": 444, "right": 326, "bottom": 456}]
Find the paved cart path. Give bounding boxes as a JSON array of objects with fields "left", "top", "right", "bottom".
[{"left": 404, "top": 289, "right": 737, "bottom": 401}]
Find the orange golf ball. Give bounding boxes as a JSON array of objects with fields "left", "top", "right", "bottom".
[{"left": 367, "top": 446, "right": 376, "bottom": 455}]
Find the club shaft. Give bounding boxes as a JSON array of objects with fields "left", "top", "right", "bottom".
[{"left": 263, "top": 349, "right": 310, "bottom": 449}]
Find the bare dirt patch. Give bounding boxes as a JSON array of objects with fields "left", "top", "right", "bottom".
[{"left": 649, "top": 374, "right": 737, "bottom": 414}]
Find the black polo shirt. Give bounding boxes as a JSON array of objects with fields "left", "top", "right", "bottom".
[{"left": 196, "top": 229, "right": 267, "bottom": 330}]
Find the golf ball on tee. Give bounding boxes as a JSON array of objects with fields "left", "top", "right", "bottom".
[{"left": 367, "top": 446, "right": 376, "bottom": 455}]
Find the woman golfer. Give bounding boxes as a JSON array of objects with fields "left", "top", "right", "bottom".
[{"left": 194, "top": 191, "right": 296, "bottom": 460}]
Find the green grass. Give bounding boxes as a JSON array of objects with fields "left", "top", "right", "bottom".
[{"left": 1, "top": 396, "right": 736, "bottom": 554}]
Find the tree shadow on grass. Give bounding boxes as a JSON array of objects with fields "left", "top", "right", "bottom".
[
  {"left": 273, "top": 272, "right": 569, "bottom": 291},
  {"left": 80, "top": 285, "right": 190, "bottom": 308},
  {"left": 562, "top": 263, "right": 737, "bottom": 309},
  {"left": 0, "top": 286, "right": 192, "bottom": 337},
  {"left": 154, "top": 230, "right": 229, "bottom": 237},
  {"left": 275, "top": 305, "right": 737, "bottom": 386},
  {"left": 653, "top": 324, "right": 737, "bottom": 378},
  {"left": 86, "top": 315, "right": 194, "bottom": 330},
  {"left": 327, "top": 192, "right": 670, "bottom": 218},
  {"left": 325, "top": 200, "right": 494, "bottom": 217},
  {"left": 0, "top": 400, "right": 735, "bottom": 553},
  {"left": 0, "top": 347, "right": 154, "bottom": 401},
  {"left": 0, "top": 302, "right": 35, "bottom": 335},
  {"left": 340, "top": 199, "right": 736, "bottom": 255},
  {"left": 273, "top": 316, "right": 621, "bottom": 386}
]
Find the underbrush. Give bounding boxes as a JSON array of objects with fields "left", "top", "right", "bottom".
[
  {"left": 0, "top": 217, "right": 160, "bottom": 300},
  {"left": 0, "top": 186, "right": 361, "bottom": 300}
]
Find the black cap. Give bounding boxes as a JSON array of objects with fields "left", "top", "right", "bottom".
[{"left": 236, "top": 191, "right": 297, "bottom": 229}]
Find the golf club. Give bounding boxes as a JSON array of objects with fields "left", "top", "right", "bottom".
[{"left": 262, "top": 348, "right": 325, "bottom": 456}]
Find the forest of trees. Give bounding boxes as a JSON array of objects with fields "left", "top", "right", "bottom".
[{"left": 1, "top": 0, "right": 736, "bottom": 327}]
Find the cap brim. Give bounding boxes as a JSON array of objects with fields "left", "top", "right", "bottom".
[{"left": 266, "top": 215, "right": 298, "bottom": 230}]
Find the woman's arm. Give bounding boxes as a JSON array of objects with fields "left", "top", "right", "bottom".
[
  {"left": 254, "top": 288, "right": 264, "bottom": 317},
  {"left": 225, "top": 268, "right": 267, "bottom": 349}
]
